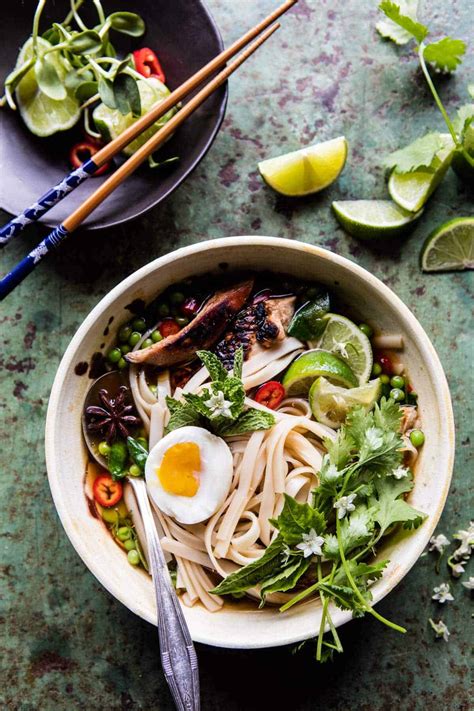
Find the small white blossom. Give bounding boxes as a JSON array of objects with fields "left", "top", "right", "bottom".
[
  {"left": 365, "top": 427, "right": 384, "bottom": 450},
  {"left": 429, "top": 618, "right": 450, "bottom": 642},
  {"left": 391, "top": 466, "right": 409, "bottom": 480},
  {"left": 432, "top": 582, "right": 454, "bottom": 603},
  {"left": 461, "top": 576, "right": 474, "bottom": 591},
  {"left": 452, "top": 528, "right": 474, "bottom": 560},
  {"left": 428, "top": 534, "right": 450, "bottom": 554},
  {"left": 449, "top": 561, "right": 465, "bottom": 578},
  {"left": 334, "top": 493, "right": 357, "bottom": 519},
  {"left": 204, "top": 390, "right": 233, "bottom": 419},
  {"left": 296, "top": 529, "right": 325, "bottom": 558}
]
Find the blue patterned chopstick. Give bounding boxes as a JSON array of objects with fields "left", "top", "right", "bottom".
[{"left": 0, "top": 159, "right": 98, "bottom": 247}]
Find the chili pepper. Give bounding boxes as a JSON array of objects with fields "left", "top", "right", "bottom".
[
  {"left": 159, "top": 318, "right": 181, "bottom": 338},
  {"left": 379, "top": 354, "right": 393, "bottom": 374},
  {"left": 127, "top": 436, "right": 148, "bottom": 471},
  {"left": 93, "top": 473, "right": 123, "bottom": 508},
  {"left": 181, "top": 297, "right": 200, "bottom": 318},
  {"left": 107, "top": 440, "right": 128, "bottom": 479},
  {"left": 133, "top": 47, "right": 166, "bottom": 83},
  {"left": 254, "top": 381, "right": 286, "bottom": 410},
  {"left": 69, "top": 141, "right": 110, "bottom": 176}
]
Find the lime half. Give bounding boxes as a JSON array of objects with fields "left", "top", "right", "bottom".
[
  {"left": 314, "top": 313, "right": 373, "bottom": 384},
  {"left": 309, "top": 377, "right": 382, "bottom": 429},
  {"left": 282, "top": 349, "right": 358, "bottom": 396},
  {"left": 388, "top": 134, "right": 455, "bottom": 213},
  {"left": 94, "top": 77, "right": 175, "bottom": 156},
  {"left": 15, "top": 38, "right": 81, "bottom": 137},
  {"left": 332, "top": 200, "right": 422, "bottom": 239},
  {"left": 258, "top": 136, "right": 347, "bottom": 196},
  {"left": 420, "top": 217, "right": 474, "bottom": 273}
]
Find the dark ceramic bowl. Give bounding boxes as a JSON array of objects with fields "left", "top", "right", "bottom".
[{"left": 0, "top": 0, "right": 227, "bottom": 230}]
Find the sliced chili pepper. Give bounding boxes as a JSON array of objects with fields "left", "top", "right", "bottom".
[
  {"left": 69, "top": 141, "right": 110, "bottom": 176},
  {"left": 254, "top": 381, "right": 285, "bottom": 410},
  {"left": 159, "top": 317, "right": 181, "bottom": 338},
  {"left": 378, "top": 354, "right": 393, "bottom": 374},
  {"left": 133, "top": 47, "right": 166, "bottom": 83},
  {"left": 93, "top": 473, "right": 123, "bottom": 508},
  {"left": 181, "top": 297, "right": 200, "bottom": 318}
]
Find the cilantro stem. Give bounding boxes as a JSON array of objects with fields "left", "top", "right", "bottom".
[
  {"left": 32, "top": 0, "right": 48, "bottom": 54},
  {"left": 418, "top": 43, "right": 458, "bottom": 146}
]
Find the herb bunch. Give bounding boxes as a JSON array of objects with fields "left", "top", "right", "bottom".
[{"left": 211, "top": 398, "right": 426, "bottom": 662}]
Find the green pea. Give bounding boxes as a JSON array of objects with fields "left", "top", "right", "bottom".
[
  {"left": 170, "top": 291, "right": 185, "bottom": 305},
  {"left": 98, "top": 441, "right": 111, "bottom": 457},
  {"left": 120, "top": 344, "right": 131, "bottom": 355},
  {"left": 118, "top": 325, "right": 132, "bottom": 343},
  {"left": 127, "top": 549, "right": 140, "bottom": 566},
  {"left": 390, "top": 375, "right": 405, "bottom": 389},
  {"left": 141, "top": 338, "right": 153, "bottom": 349},
  {"left": 107, "top": 347, "right": 122, "bottom": 364},
  {"left": 158, "top": 303, "right": 170, "bottom": 317},
  {"left": 101, "top": 507, "right": 119, "bottom": 524},
  {"left": 129, "top": 464, "right": 141, "bottom": 477},
  {"left": 128, "top": 331, "right": 141, "bottom": 347},
  {"left": 176, "top": 316, "right": 189, "bottom": 327},
  {"left": 410, "top": 429, "right": 425, "bottom": 447},
  {"left": 380, "top": 374, "right": 390, "bottom": 385},
  {"left": 117, "top": 357, "right": 127, "bottom": 370},
  {"left": 117, "top": 526, "right": 131, "bottom": 541},
  {"left": 371, "top": 363, "right": 382, "bottom": 377},
  {"left": 390, "top": 388, "right": 405, "bottom": 402},
  {"left": 359, "top": 323, "right": 373, "bottom": 338},
  {"left": 124, "top": 538, "right": 136, "bottom": 551},
  {"left": 132, "top": 317, "right": 146, "bottom": 332},
  {"left": 151, "top": 330, "right": 163, "bottom": 343}
]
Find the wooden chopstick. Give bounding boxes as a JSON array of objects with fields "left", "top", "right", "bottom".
[{"left": 0, "top": 23, "right": 280, "bottom": 300}]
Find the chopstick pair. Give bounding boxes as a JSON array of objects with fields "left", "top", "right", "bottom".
[{"left": 0, "top": 0, "right": 297, "bottom": 300}]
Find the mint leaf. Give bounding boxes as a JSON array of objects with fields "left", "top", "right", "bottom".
[
  {"left": 424, "top": 38, "right": 466, "bottom": 73},
  {"left": 376, "top": 0, "right": 421, "bottom": 45},
  {"left": 165, "top": 396, "right": 203, "bottom": 432},
  {"left": 220, "top": 377, "right": 246, "bottom": 417},
  {"left": 197, "top": 350, "right": 228, "bottom": 382},
  {"left": 232, "top": 346, "right": 244, "bottom": 379},
  {"left": 384, "top": 132, "right": 444, "bottom": 173},
  {"left": 210, "top": 536, "right": 284, "bottom": 596},
  {"left": 270, "top": 494, "right": 326, "bottom": 545},
  {"left": 370, "top": 475, "right": 426, "bottom": 535},
  {"left": 259, "top": 557, "right": 311, "bottom": 604},
  {"left": 216, "top": 408, "right": 275, "bottom": 436},
  {"left": 378, "top": 1, "right": 428, "bottom": 44}
]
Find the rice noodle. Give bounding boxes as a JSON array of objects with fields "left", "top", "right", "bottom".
[{"left": 372, "top": 334, "right": 404, "bottom": 350}]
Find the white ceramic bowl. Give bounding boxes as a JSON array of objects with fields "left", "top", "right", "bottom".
[{"left": 45, "top": 237, "right": 454, "bottom": 649}]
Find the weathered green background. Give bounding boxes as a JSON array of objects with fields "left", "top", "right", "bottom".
[{"left": 1, "top": 1, "right": 472, "bottom": 709}]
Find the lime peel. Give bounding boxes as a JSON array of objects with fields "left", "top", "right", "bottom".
[
  {"left": 332, "top": 199, "right": 422, "bottom": 240},
  {"left": 420, "top": 217, "right": 474, "bottom": 273},
  {"left": 309, "top": 377, "right": 382, "bottom": 429}
]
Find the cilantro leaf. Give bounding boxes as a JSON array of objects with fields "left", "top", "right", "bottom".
[
  {"left": 216, "top": 408, "right": 275, "bottom": 436},
  {"left": 165, "top": 396, "right": 203, "bottom": 432},
  {"left": 370, "top": 476, "right": 426, "bottom": 535},
  {"left": 469, "top": 85, "right": 474, "bottom": 100},
  {"left": 334, "top": 559, "right": 389, "bottom": 588},
  {"left": 423, "top": 38, "right": 466, "bottom": 73},
  {"left": 196, "top": 350, "right": 227, "bottom": 382},
  {"left": 259, "top": 557, "right": 311, "bottom": 604},
  {"left": 319, "top": 583, "right": 366, "bottom": 614},
  {"left": 453, "top": 104, "right": 474, "bottom": 139},
  {"left": 323, "top": 507, "right": 373, "bottom": 561},
  {"left": 376, "top": 0, "right": 422, "bottom": 45},
  {"left": 384, "top": 132, "right": 444, "bottom": 173},
  {"left": 323, "top": 429, "right": 353, "bottom": 470},
  {"left": 210, "top": 536, "right": 284, "bottom": 596},
  {"left": 378, "top": 1, "right": 428, "bottom": 44},
  {"left": 270, "top": 494, "right": 326, "bottom": 545},
  {"left": 374, "top": 396, "right": 404, "bottom": 432}
]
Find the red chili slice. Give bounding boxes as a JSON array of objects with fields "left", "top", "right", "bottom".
[
  {"left": 93, "top": 474, "right": 123, "bottom": 508},
  {"left": 133, "top": 47, "right": 166, "bottom": 83},
  {"left": 181, "top": 297, "right": 200, "bottom": 318},
  {"left": 69, "top": 141, "right": 110, "bottom": 176},
  {"left": 379, "top": 354, "right": 393, "bottom": 374},
  {"left": 254, "top": 381, "right": 285, "bottom": 409},
  {"left": 159, "top": 318, "right": 181, "bottom": 338}
]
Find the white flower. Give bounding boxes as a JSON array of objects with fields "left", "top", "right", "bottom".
[
  {"left": 365, "top": 427, "right": 384, "bottom": 450},
  {"left": 429, "top": 618, "right": 450, "bottom": 642},
  {"left": 334, "top": 493, "right": 357, "bottom": 519},
  {"left": 428, "top": 534, "right": 450, "bottom": 554},
  {"left": 461, "top": 576, "right": 474, "bottom": 591},
  {"left": 204, "top": 390, "right": 233, "bottom": 419},
  {"left": 296, "top": 529, "right": 325, "bottom": 558},
  {"left": 432, "top": 582, "right": 454, "bottom": 603},
  {"left": 449, "top": 561, "right": 465, "bottom": 578},
  {"left": 391, "top": 466, "right": 409, "bottom": 480},
  {"left": 453, "top": 527, "right": 474, "bottom": 560}
]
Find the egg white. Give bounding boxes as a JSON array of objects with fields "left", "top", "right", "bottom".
[{"left": 145, "top": 426, "right": 233, "bottom": 525}]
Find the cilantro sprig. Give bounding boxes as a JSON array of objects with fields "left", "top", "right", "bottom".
[
  {"left": 211, "top": 398, "right": 427, "bottom": 663},
  {"left": 165, "top": 349, "right": 275, "bottom": 437},
  {"left": 377, "top": 1, "right": 473, "bottom": 173}
]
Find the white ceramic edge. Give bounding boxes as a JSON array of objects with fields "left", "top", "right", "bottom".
[{"left": 45, "top": 236, "right": 455, "bottom": 648}]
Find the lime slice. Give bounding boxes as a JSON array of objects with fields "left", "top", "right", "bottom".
[
  {"left": 309, "top": 377, "right": 382, "bottom": 429},
  {"left": 314, "top": 313, "right": 373, "bottom": 384},
  {"left": 15, "top": 37, "right": 81, "bottom": 137},
  {"left": 388, "top": 134, "right": 455, "bottom": 212},
  {"left": 420, "top": 217, "right": 474, "bottom": 273},
  {"left": 332, "top": 200, "right": 421, "bottom": 240},
  {"left": 258, "top": 136, "right": 347, "bottom": 196},
  {"left": 93, "top": 77, "right": 175, "bottom": 156},
  {"left": 282, "top": 349, "right": 358, "bottom": 396}
]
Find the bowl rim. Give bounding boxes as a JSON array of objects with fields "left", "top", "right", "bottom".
[{"left": 45, "top": 236, "right": 455, "bottom": 647}]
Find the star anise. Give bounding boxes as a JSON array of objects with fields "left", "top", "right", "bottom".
[{"left": 85, "top": 386, "right": 141, "bottom": 444}]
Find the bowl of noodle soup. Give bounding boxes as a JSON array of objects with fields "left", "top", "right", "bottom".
[{"left": 45, "top": 236, "right": 454, "bottom": 648}]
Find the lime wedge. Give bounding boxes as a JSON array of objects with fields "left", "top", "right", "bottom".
[
  {"left": 93, "top": 77, "right": 176, "bottom": 156},
  {"left": 15, "top": 37, "right": 81, "bottom": 137},
  {"left": 282, "top": 349, "right": 358, "bottom": 396},
  {"left": 332, "top": 200, "right": 422, "bottom": 239},
  {"left": 314, "top": 313, "right": 373, "bottom": 384},
  {"left": 388, "top": 134, "right": 455, "bottom": 212},
  {"left": 309, "top": 377, "right": 382, "bottom": 428},
  {"left": 420, "top": 217, "right": 474, "bottom": 273},
  {"left": 258, "top": 136, "right": 347, "bottom": 196}
]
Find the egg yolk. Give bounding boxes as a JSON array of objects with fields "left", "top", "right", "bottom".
[{"left": 157, "top": 442, "right": 201, "bottom": 497}]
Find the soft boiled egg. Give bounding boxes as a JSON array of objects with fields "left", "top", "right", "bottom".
[{"left": 145, "top": 426, "right": 233, "bottom": 524}]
